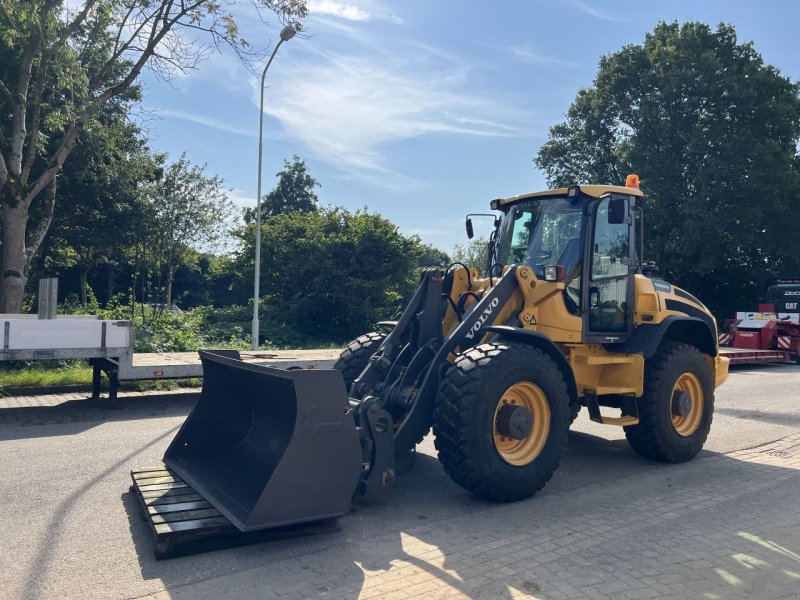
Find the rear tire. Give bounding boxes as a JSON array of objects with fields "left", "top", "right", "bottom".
[
  {"left": 433, "top": 342, "right": 570, "bottom": 502},
  {"left": 624, "top": 342, "right": 714, "bottom": 463},
  {"left": 334, "top": 331, "right": 387, "bottom": 392}
]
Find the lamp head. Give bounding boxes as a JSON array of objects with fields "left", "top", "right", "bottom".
[{"left": 279, "top": 25, "right": 297, "bottom": 41}]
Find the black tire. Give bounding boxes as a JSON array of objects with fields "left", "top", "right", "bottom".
[
  {"left": 624, "top": 341, "right": 714, "bottom": 463},
  {"left": 334, "top": 331, "right": 387, "bottom": 392},
  {"left": 433, "top": 342, "right": 570, "bottom": 502},
  {"left": 569, "top": 402, "right": 581, "bottom": 425}
]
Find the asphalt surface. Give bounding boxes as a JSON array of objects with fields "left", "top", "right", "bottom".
[{"left": 0, "top": 362, "right": 798, "bottom": 599}]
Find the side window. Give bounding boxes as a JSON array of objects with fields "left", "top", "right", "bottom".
[
  {"left": 509, "top": 208, "right": 533, "bottom": 263},
  {"left": 592, "top": 202, "right": 629, "bottom": 277},
  {"left": 589, "top": 198, "right": 630, "bottom": 332}
]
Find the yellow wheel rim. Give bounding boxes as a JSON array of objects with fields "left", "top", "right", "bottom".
[
  {"left": 671, "top": 372, "right": 704, "bottom": 437},
  {"left": 493, "top": 382, "right": 550, "bottom": 466}
]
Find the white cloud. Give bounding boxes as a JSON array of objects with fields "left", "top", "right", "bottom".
[
  {"left": 308, "top": 0, "right": 370, "bottom": 21},
  {"left": 156, "top": 107, "right": 257, "bottom": 138},
  {"left": 569, "top": 0, "right": 620, "bottom": 22},
  {"left": 509, "top": 45, "right": 584, "bottom": 69},
  {"left": 227, "top": 188, "right": 257, "bottom": 207},
  {"left": 261, "top": 48, "right": 530, "bottom": 184}
]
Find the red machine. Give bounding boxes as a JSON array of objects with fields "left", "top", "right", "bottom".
[{"left": 718, "top": 279, "right": 800, "bottom": 365}]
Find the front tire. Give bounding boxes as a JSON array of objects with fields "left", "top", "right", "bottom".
[
  {"left": 433, "top": 343, "right": 570, "bottom": 502},
  {"left": 334, "top": 331, "right": 386, "bottom": 392},
  {"left": 624, "top": 342, "right": 714, "bottom": 463}
]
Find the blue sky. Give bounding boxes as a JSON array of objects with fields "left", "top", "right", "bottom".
[{"left": 139, "top": 0, "right": 800, "bottom": 253}]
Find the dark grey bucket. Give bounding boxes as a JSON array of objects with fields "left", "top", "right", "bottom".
[{"left": 164, "top": 350, "right": 362, "bottom": 532}]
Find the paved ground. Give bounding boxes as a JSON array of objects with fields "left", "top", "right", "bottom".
[{"left": 0, "top": 363, "right": 799, "bottom": 600}]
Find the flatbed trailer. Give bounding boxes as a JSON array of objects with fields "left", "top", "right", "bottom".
[
  {"left": 0, "top": 315, "right": 338, "bottom": 400},
  {"left": 717, "top": 308, "right": 799, "bottom": 366},
  {"left": 719, "top": 347, "right": 792, "bottom": 365}
]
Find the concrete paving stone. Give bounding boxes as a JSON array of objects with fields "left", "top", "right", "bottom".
[{"left": 3, "top": 367, "right": 800, "bottom": 599}]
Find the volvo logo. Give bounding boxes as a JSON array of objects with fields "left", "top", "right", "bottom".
[{"left": 465, "top": 297, "right": 500, "bottom": 340}]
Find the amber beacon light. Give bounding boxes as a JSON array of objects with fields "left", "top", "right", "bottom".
[{"left": 626, "top": 173, "right": 640, "bottom": 189}]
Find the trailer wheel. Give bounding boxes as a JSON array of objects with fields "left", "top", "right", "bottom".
[
  {"left": 334, "top": 331, "right": 387, "bottom": 392},
  {"left": 624, "top": 341, "right": 714, "bottom": 463},
  {"left": 433, "top": 342, "right": 570, "bottom": 502}
]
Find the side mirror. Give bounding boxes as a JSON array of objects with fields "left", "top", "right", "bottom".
[
  {"left": 465, "top": 217, "right": 474, "bottom": 239},
  {"left": 608, "top": 197, "right": 627, "bottom": 225}
]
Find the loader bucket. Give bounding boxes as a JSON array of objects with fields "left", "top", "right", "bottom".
[{"left": 163, "top": 350, "right": 362, "bottom": 532}]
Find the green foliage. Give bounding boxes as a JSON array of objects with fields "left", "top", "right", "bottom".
[
  {"left": 134, "top": 153, "right": 234, "bottom": 307},
  {"left": 254, "top": 155, "right": 320, "bottom": 219},
  {"left": 0, "top": 0, "right": 308, "bottom": 312},
  {"left": 234, "top": 206, "right": 426, "bottom": 343},
  {"left": 0, "top": 363, "right": 93, "bottom": 390},
  {"left": 535, "top": 21, "right": 800, "bottom": 318},
  {"left": 131, "top": 309, "right": 209, "bottom": 353},
  {"left": 451, "top": 237, "right": 490, "bottom": 272},
  {"left": 40, "top": 116, "right": 158, "bottom": 299},
  {"left": 418, "top": 243, "right": 450, "bottom": 269}
]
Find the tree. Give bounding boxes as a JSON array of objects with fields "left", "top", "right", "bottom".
[
  {"left": 43, "top": 115, "right": 158, "bottom": 305},
  {"left": 0, "top": 0, "right": 307, "bottom": 312},
  {"left": 257, "top": 155, "right": 319, "bottom": 218},
  {"left": 235, "top": 207, "right": 425, "bottom": 342},
  {"left": 137, "top": 154, "right": 234, "bottom": 308},
  {"left": 451, "top": 237, "right": 490, "bottom": 272},
  {"left": 417, "top": 243, "right": 449, "bottom": 269},
  {"left": 535, "top": 21, "right": 800, "bottom": 318}
]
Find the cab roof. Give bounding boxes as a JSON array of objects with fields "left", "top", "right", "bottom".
[{"left": 497, "top": 184, "right": 643, "bottom": 207}]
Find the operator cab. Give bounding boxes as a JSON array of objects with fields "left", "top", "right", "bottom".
[{"left": 486, "top": 180, "right": 643, "bottom": 343}]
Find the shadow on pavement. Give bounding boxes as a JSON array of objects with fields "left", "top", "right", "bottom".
[
  {"left": 18, "top": 425, "right": 182, "bottom": 600},
  {"left": 716, "top": 406, "right": 800, "bottom": 427},
  {"left": 0, "top": 392, "right": 198, "bottom": 439},
  {"left": 729, "top": 362, "right": 800, "bottom": 372},
  {"left": 120, "top": 429, "right": 800, "bottom": 599}
]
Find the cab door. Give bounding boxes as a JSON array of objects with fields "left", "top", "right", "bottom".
[{"left": 584, "top": 195, "right": 635, "bottom": 343}]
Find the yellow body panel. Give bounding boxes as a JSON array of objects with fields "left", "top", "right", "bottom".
[
  {"left": 499, "top": 184, "right": 643, "bottom": 206},
  {"left": 715, "top": 355, "right": 730, "bottom": 388},
  {"left": 633, "top": 275, "right": 661, "bottom": 324},
  {"left": 515, "top": 266, "right": 583, "bottom": 343},
  {"left": 567, "top": 344, "right": 644, "bottom": 398},
  {"left": 458, "top": 265, "right": 726, "bottom": 400}
]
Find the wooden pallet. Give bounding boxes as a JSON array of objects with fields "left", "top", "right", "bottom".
[{"left": 130, "top": 465, "right": 340, "bottom": 559}]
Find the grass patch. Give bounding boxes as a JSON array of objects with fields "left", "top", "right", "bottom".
[
  {"left": 121, "top": 378, "right": 203, "bottom": 392},
  {"left": 0, "top": 364, "right": 204, "bottom": 393},
  {"left": 0, "top": 363, "right": 93, "bottom": 390}
]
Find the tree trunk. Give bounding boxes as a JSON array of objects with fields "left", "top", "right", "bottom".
[
  {"left": 80, "top": 269, "right": 89, "bottom": 306},
  {"left": 106, "top": 268, "right": 114, "bottom": 305},
  {"left": 165, "top": 269, "right": 174, "bottom": 308},
  {"left": 0, "top": 201, "right": 30, "bottom": 313}
]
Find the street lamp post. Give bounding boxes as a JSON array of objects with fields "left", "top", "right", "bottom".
[{"left": 252, "top": 24, "right": 297, "bottom": 350}]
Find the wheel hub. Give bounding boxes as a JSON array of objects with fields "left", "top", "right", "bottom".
[
  {"left": 670, "top": 372, "right": 704, "bottom": 437},
  {"left": 495, "top": 404, "right": 533, "bottom": 440},
  {"left": 671, "top": 390, "right": 692, "bottom": 417},
  {"left": 492, "top": 381, "right": 551, "bottom": 466}
]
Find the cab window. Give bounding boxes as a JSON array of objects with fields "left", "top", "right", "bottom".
[{"left": 588, "top": 197, "right": 630, "bottom": 332}]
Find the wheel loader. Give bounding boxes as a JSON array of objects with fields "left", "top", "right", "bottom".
[{"left": 160, "top": 175, "right": 729, "bottom": 534}]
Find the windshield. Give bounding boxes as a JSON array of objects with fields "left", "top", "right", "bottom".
[{"left": 494, "top": 196, "right": 586, "bottom": 278}]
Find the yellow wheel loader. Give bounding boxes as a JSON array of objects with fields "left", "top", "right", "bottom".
[{"left": 160, "top": 176, "right": 729, "bottom": 534}]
